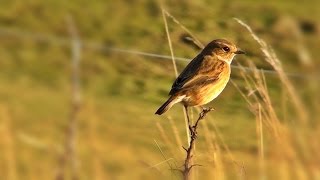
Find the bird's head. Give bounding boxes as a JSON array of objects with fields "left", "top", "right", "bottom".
[{"left": 204, "top": 39, "right": 245, "bottom": 64}]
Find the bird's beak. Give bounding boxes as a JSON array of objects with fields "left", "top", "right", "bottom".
[{"left": 234, "top": 49, "right": 245, "bottom": 54}]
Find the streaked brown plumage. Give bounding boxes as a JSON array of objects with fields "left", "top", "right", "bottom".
[{"left": 155, "top": 39, "right": 245, "bottom": 115}]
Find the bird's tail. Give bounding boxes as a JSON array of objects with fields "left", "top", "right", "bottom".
[{"left": 155, "top": 95, "right": 181, "bottom": 115}]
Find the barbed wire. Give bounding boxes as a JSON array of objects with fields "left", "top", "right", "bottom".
[{"left": 0, "top": 26, "right": 317, "bottom": 79}]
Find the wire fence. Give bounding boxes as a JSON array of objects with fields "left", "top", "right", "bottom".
[{"left": 0, "top": 26, "right": 318, "bottom": 80}]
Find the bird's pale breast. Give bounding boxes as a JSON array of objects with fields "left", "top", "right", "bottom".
[
  {"left": 182, "top": 66, "right": 231, "bottom": 106},
  {"left": 197, "top": 73, "right": 230, "bottom": 105}
]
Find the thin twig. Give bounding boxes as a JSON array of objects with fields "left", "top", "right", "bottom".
[
  {"left": 154, "top": 140, "right": 179, "bottom": 178},
  {"left": 148, "top": 158, "right": 175, "bottom": 169},
  {"left": 182, "top": 108, "right": 214, "bottom": 180}
]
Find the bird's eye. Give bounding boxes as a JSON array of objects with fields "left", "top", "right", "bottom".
[{"left": 222, "top": 46, "right": 230, "bottom": 52}]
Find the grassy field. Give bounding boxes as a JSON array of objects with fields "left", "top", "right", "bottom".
[{"left": 0, "top": 0, "right": 319, "bottom": 179}]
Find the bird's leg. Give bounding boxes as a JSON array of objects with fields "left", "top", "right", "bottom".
[
  {"left": 184, "top": 105, "right": 190, "bottom": 125},
  {"left": 184, "top": 105, "right": 193, "bottom": 133}
]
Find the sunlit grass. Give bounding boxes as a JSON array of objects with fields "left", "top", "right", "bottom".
[{"left": 0, "top": 0, "right": 319, "bottom": 179}]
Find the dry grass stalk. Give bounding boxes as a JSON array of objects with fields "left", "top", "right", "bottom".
[
  {"left": 162, "top": 9, "right": 204, "bottom": 49},
  {"left": 161, "top": 8, "right": 178, "bottom": 77},
  {"left": 205, "top": 113, "right": 246, "bottom": 178},
  {"left": 154, "top": 139, "right": 179, "bottom": 178},
  {"left": 161, "top": 7, "right": 191, "bottom": 145},
  {"left": 234, "top": 60, "right": 297, "bottom": 177},
  {"left": 168, "top": 117, "right": 184, "bottom": 155},
  {"left": 156, "top": 121, "right": 173, "bottom": 148},
  {"left": 238, "top": 60, "right": 295, "bottom": 156},
  {"left": 201, "top": 119, "right": 226, "bottom": 180},
  {"left": 156, "top": 121, "right": 181, "bottom": 158},
  {"left": 256, "top": 104, "right": 265, "bottom": 179},
  {"left": 234, "top": 18, "right": 308, "bottom": 123},
  {"left": 233, "top": 18, "right": 320, "bottom": 179},
  {"left": 56, "top": 16, "right": 81, "bottom": 180}
]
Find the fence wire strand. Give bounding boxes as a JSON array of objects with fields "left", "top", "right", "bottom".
[{"left": 0, "top": 26, "right": 318, "bottom": 79}]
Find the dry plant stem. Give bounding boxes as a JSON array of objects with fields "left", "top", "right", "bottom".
[
  {"left": 161, "top": 7, "right": 191, "bottom": 145},
  {"left": 56, "top": 16, "right": 81, "bottom": 180},
  {"left": 162, "top": 10, "right": 204, "bottom": 49},
  {"left": 161, "top": 9, "right": 178, "bottom": 77},
  {"left": 154, "top": 140, "right": 179, "bottom": 179},
  {"left": 182, "top": 107, "right": 214, "bottom": 180}
]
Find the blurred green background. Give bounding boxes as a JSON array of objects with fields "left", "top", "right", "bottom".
[{"left": 0, "top": 0, "right": 319, "bottom": 179}]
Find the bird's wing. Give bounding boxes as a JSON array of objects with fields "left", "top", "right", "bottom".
[
  {"left": 169, "top": 54, "right": 224, "bottom": 95},
  {"left": 169, "top": 53, "right": 204, "bottom": 95},
  {"left": 181, "top": 74, "right": 221, "bottom": 91}
]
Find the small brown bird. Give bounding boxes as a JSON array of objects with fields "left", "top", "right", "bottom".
[{"left": 155, "top": 39, "right": 245, "bottom": 115}]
